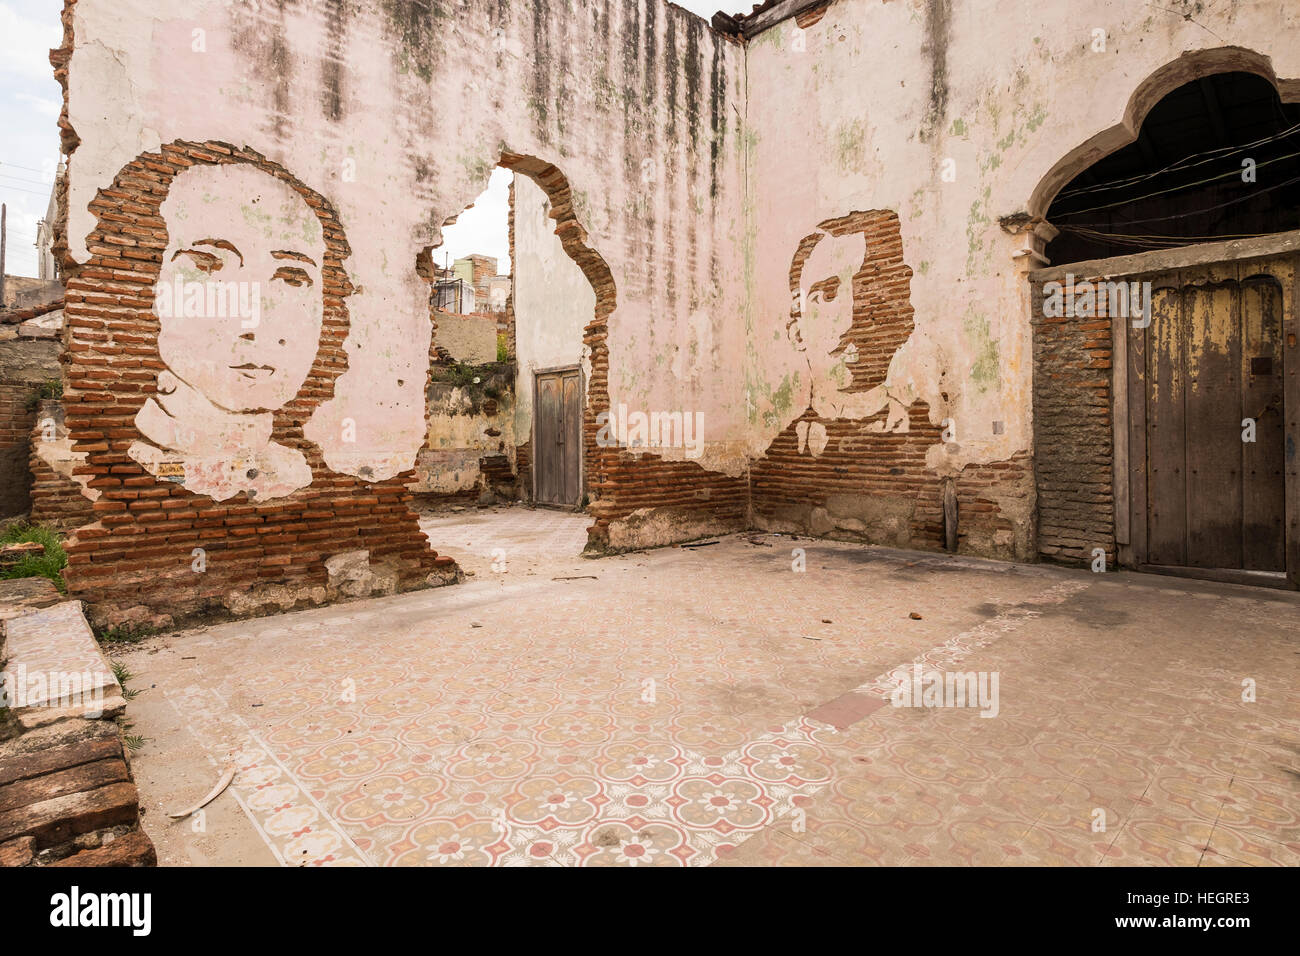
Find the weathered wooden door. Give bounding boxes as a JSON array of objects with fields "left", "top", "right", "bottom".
[
  {"left": 534, "top": 367, "right": 582, "bottom": 507},
  {"left": 1132, "top": 271, "right": 1287, "bottom": 577}
]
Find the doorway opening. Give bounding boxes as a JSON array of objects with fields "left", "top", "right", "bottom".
[
  {"left": 1031, "top": 65, "right": 1299, "bottom": 589},
  {"left": 532, "top": 365, "right": 583, "bottom": 508},
  {"left": 1046, "top": 71, "right": 1300, "bottom": 264},
  {"left": 411, "top": 153, "right": 614, "bottom": 570}
]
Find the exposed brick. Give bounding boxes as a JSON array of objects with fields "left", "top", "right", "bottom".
[{"left": 56, "top": 140, "right": 452, "bottom": 624}]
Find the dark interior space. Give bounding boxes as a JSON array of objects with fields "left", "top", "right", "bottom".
[{"left": 1047, "top": 71, "right": 1300, "bottom": 265}]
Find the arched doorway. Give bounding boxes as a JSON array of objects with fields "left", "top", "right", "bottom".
[{"left": 1028, "top": 55, "right": 1300, "bottom": 589}]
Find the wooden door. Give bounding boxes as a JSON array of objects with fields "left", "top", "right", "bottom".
[
  {"left": 1136, "top": 271, "right": 1287, "bottom": 575},
  {"left": 533, "top": 368, "right": 582, "bottom": 507}
]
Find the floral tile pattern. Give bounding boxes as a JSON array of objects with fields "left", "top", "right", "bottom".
[{"left": 126, "top": 512, "right": 1300, "bottom": 866}]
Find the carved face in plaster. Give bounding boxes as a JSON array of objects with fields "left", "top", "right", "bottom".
[
  {"left": 786, "top": 218, "right": 910, "bottom": 456},
  {"left": 128, "top": 160, "right": 340, "bottom": 503},
  {"left": 793, "top": 232, "right": 862, "bottom": 388},
  {"left": 156, "top": 164, "right": 325, "bottom": 413}
]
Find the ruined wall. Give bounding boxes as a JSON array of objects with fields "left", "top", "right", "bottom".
[
  {"left": 29, "top": 399, "right": 97, "bottom": 528},
  {"left": 434, "top": 312, "right": 499, "bottom": 366},
  {"left": 56, "top": 0, "right": 747, "bottom": 616},
  {"left": 59, "top": 140, "right": 457, "bottom": 627},
  {"left": 0, "top": 314, "right": 63, "bottom": 519},
  {"left": 53, "top": 0, "right": 1300, "bottom": 609},
  {"left": 740, "top": 0, "right": 1300, "bottom": 558},
  {"left": 409, "top": 362, "right": 517, "bottom": 503},
  {"left": 513, "top": 173, "right": 595, "bottom": 499}
]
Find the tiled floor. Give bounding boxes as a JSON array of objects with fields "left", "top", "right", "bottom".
[
  {"left": 417, "top": 504, "right": 592, "bottom": 577},
  {"left": 121, "top": 511, "right": 1300, "bottom": 866}
]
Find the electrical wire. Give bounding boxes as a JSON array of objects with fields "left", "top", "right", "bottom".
[
  {"left": 0, "top": 172, "right": 54, "bottom": 189},
  {"left": 0, "top": 160, "right": 56, "bottom": 175},
  {"left": 0, "top": 183, "right": 52, "bottom": 197},
  {"left": 1057, "top": 224, "right": 1298, "bottom": 251},
  {"left": 1052, "top": 149, "right": 1300, "bottom": 218},
  {"left": 1062, "top": 173, "right": 1300, "bottom": 228},
  {"left": 1055, "top": 120, "right": 1300, "bottom": 202}
]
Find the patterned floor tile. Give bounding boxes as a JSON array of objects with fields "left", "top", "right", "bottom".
[{"left": 120, "top": 514, "right": 1300, "bottom": 867}]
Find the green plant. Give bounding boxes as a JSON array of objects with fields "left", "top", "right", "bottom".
[
  {"left": 95, "top": 623, "right": 158, "bottom": 646},
  {"left": 0, "top": 523, "right": 67, "bottom": 591},
  {"left": 109, "top": 659, "right": 146, "bottom": 751},
  {"left": 434, "top": 362, "right": 477, "bottom": 389},
  {"left": 23, "top": 378, "right": 63, "bottom": 413},
  {"left": 496, "top": 331, "right": 509, "bottom": 363},
  {"left": 110, "top": 660, "right": 142, "bottom": 702}
]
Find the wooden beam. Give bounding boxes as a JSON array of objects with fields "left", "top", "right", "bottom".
[{"left": 736, "top": 0, "right": 829, "bottom": 39}]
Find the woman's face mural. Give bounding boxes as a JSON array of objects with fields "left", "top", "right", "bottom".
[
  {"left": 129, "top": 162, "right": 334, "bottom": 502},
  {"left": 156, "top": 164, "right": 325, "bottom": 413}
]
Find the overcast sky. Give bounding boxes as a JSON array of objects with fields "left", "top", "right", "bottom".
[
  {"left": 0, "top": 0, "right": 730, "bottom": 279},
  {"left": 437, "top": 1, "right": 726, "bottom": 275},
  {"left": 437, "top": 1, "right": 726, "bottom": 274},
  {"left": 0, "top": 0, "right": 63, "bottom": 278}
]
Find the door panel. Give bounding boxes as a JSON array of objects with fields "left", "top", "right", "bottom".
[
  {"left": 561, "top": 372, "right": 582, "bottom": 504},
  {"left": 1146, "top": 286, "right": 1187, "bottom": 566},
  {"left": 535, "top": 373, "right": 562, "bottom": 505},
  {"left": 1138, "top": 269, "right": 1287, "bottom": 574},
  {"left": 1240, "top": 276, "right": 1286, "bottom": 570},
  {"left": 534, "top": 368, "right": 582, "bottom": 507},
  {"left": 1184, "top": 283, "right": 1241, "bottom": 569}
]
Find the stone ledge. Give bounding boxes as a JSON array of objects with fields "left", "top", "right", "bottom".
[
  {"left": 0, "top": 593, "right": 154, "bottom": 867},
  {"left": 2, "top": 600, "right": 121, "bottom": 714},
  {"left": 0, "top": 577, "right": 63, "bottom": 622},
  {"left": 0, "top": 720, "right": 122, "bottom": 787},
  {"left": 0, "top": 757, "right": 130, "bottom": 814},
  {"left": 0, "top": 781, "right": 140, "bottom": 849}
]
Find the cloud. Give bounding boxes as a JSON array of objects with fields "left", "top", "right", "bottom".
[
  {"left": 0, "top": 2, "right": 63, "bottom": 79},
  {"left": 435, "top": 167, "right": 512, "bottom": 274},
  {"left": 15, "top": 91, "right": 60, "bottom": 116}
]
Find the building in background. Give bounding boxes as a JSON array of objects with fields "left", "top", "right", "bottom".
[{"left": 35, "top": 162, "right": 63, "bottom": 281}]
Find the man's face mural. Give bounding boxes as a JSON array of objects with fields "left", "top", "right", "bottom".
[
  {"left": 795, "top": 232, "right": 864, "bottom": 388},
  {"left": 155, "top": 164, "right": 325, "bottom": 414}
]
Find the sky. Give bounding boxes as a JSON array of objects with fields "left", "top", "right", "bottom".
[
  {"left": 0, "top": 0, "right": 730, "bottom": 280},
  {"left": 436, "top": 167, "right": 514, "bottom": 276},
  {"left": 435, "top": 1, "right": 726, "bottom": 275},
  {"left": 0, "top": 0, "right": 63, "bottom": 279}
]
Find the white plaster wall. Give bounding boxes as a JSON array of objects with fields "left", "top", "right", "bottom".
[
  {"left": 743, "top": 0, "right": 1300, "bottom": 473},
  {"left": 63, "top": 0, "right": 1298, "bottom": 496},
  {"left": 513, "top": 173, "right": 595, "bottom": 444},
  {"left": 63, "top": 0, "right": 748, "bottom": 484}
]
